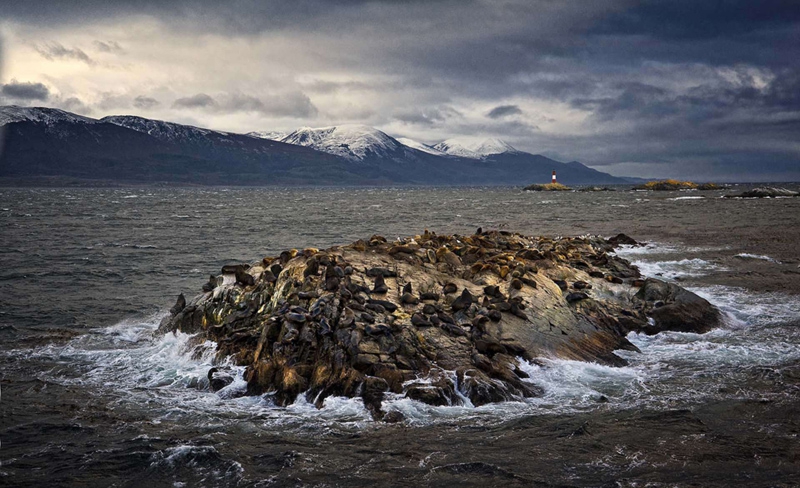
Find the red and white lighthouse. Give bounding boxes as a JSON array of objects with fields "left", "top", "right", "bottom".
[{"left": 551, "top": 170, "right": 557, "bottom": 184}]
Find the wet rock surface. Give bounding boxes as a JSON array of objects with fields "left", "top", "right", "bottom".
[{"left": 158, "top": 230, "right": 722, "bottom": 418}]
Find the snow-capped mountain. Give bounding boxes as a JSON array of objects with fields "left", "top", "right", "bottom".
[
  {"left": 1, "top": 105, "right": 629, "bottom": 186},
  {"left": 247, "top": 130, "right": 287, "bottom": 141},
  {"left": 0, "top": 105, "right": 95, "bottom": 127},
  {"left": 281, "top": 125, "right": 407, "bottom": 161},
  {"left": 395, "top": 137, "right": 445, "bottom": 156},
  {"left": 433, "top": 137, "right": 519, "bottom": 159}
]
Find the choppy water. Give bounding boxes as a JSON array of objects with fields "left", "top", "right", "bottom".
[{"left": 2, "top": 186, "right": 800, "bottom": 487}]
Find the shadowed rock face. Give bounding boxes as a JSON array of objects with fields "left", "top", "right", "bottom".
[{"left": 158, "top": 230, "right": 722, "bottom": 420}]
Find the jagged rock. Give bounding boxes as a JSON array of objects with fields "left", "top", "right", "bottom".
[
  {"left": 157, "top": 230, "right": 721, "bottom": 420},
  {"left": 633, "top": 278, "right": 722, "bottom": 334}
]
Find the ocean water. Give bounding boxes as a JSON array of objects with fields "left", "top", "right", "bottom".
[{"left": 1, "top": 186, "right": 800, "bottom": 487}]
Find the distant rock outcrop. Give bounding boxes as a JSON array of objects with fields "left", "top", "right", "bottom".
[
  {"left": 634, "top": 179, "right": 699, "bottom": 191},
  {"left": 158, "top": 230, "right": 722, "bottom": 420},
  {"left": 724, "top": 187, "right": 799, "bottom": 198},
  {"left": 524, "top": 183, "right": 572, "bottom": 191}
]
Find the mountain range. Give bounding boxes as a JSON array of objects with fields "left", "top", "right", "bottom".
[{"left": 0, "top": 105, "right": 628, "bottom": 186}]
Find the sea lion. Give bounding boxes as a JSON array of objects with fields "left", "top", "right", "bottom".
[
  {"left": 202, "top": 275, "right": 218, "bottom": 292},
  {"left": 235, "top": 268, "right": 255, "bottom": 287},
  {"left": 170, "top": 293, "right": 186, "bottom": 315},
  {"left": 451, "top": 289, "right": 474, "bottom": 311},
  {"left": 372, "top": 274, "right": 389, "bottom": 294}
]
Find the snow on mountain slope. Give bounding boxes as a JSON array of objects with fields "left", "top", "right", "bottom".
[
  {"left": 100, "top": 115, "right": 225, "bottom": 142},
  {"left": 281, "top": 125, "right": 404, "bottom": 161},
  {"left": 395, "top": 137, "right": 445, "bottom": 156},
  {"left": 247, "top": 130, "right": 288, "bottom": 141},
  {"left": 433, "top": 137, "right": 519, "bottom": 159},
  {"left": 0, "top": 105, "right": 96, "bottom": 126}
]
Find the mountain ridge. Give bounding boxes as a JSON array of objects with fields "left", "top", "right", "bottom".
[{"left": 0, "top": 105, "right": 628, "bottom": 186}]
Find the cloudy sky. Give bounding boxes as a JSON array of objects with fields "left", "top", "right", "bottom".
[{"left": 1, "top": 0, "right": 799, "bottom": 180}]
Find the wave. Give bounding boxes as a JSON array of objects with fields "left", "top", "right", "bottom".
[{"left": 734, "top": 253, "right": 781, "bottom": 264}]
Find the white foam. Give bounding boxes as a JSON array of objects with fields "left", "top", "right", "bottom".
[
  {"left": 669, "top": 196, "right": 705, "bottom": 200},
  {"left": 634, "top": 258, "right": 724, "bottom": 280},
  {"left": 734, "top": 253, "right": 781, "bottom": 264},
  {"left": 15, "top": 279, "right": 800, "bottom": 427}
]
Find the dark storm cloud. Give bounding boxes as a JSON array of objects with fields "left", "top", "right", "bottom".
[
  {"left": 1, "top": 81, "right": 50, "bottom": 100},
  {"left": 35, "top": 42, "right": 95, "bottom": 65},
  {"left": 133, "top": 96, "right": 160, "bottom": 109},
  {"left": 4, "top": 0, "right": 800, "bottom": 179},
  {"left": 487, "top": 105, "right": 522, "bottom": 119}
]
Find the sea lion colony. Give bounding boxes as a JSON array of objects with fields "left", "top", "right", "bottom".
[{"left": 160, "top": 230, "right": 721, "bottom": 421}]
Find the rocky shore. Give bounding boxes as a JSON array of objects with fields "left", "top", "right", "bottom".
[{"left": 159, "top": 230, "right": 722, "bottom": 420}]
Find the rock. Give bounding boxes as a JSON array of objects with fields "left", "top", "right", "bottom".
[
  {"left": 724, "top": 187, "right": 799, "bottom": 198},
  {"left": 634, "top": 180, "right": 698, "bottom": 191},
  {"left": 524, "top": 183, "right": 572, "bottom": 191},
  {"left": 158, "top": 230, "right": 720, "bottom": 417},
  {"left": 607, "top": 233, "right": 638, "bottom": 247},
  {"left": 633, "top": 278, "right": 722, "bottom": 334}
]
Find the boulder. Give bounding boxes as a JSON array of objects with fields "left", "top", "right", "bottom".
[{"left": 633, "top": 278, "right": 722, "bottom": 334}]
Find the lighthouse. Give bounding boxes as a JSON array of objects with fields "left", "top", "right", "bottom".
[{"left": 552, "top": 170, "right": 557, "bottom": 184}]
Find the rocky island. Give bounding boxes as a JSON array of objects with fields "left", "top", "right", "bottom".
[
  {"left": 633, "top": 179, "right": 724, "bottom": 191},
  {"left": 724, "top": 187, "right": 799, "bottom": 198},
  {"left": 524, "top": 182, "right": 572, "bottom": 191},
  {"left": 159, "top": 230, "right": 722, "bottom": 420}
]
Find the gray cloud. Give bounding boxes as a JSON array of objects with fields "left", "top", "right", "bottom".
[
  {"left": 487, "top": 105, "right": 523, "bottom": 119},
  {"left": 59, "top": 96, "right": 92, "bottom": 114},
  {"left": 172, "top": 91, "right": 317, "bottom": 118},
  {"left": 93, "top": 40, "right": 124, "bottom": 54},
  {"left": 133, "top": 96, "right": 160, "bottom": 109},
  {"left": 3, "top": 0, "right": 799, "bottom": 180},
  {"left": 394, "top": 105, "right": 461, "bottom": 126},
  {"left": 1, "top": 81, "right": 50, "bottom": 100},
  {"left": 172, "top": 93, "right": 218, "bottom": 109},
  {"left": 35, "top": 42, "right": 95, "bottom": 65}
]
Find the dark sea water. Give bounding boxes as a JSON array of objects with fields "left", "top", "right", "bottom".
[{"left": 2, "top": 186, "right": 800, "bottom": 487}]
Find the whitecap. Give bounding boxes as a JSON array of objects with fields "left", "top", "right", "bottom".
[{"left": 734, "top": 253, "right": 781, "bottom": 264}]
